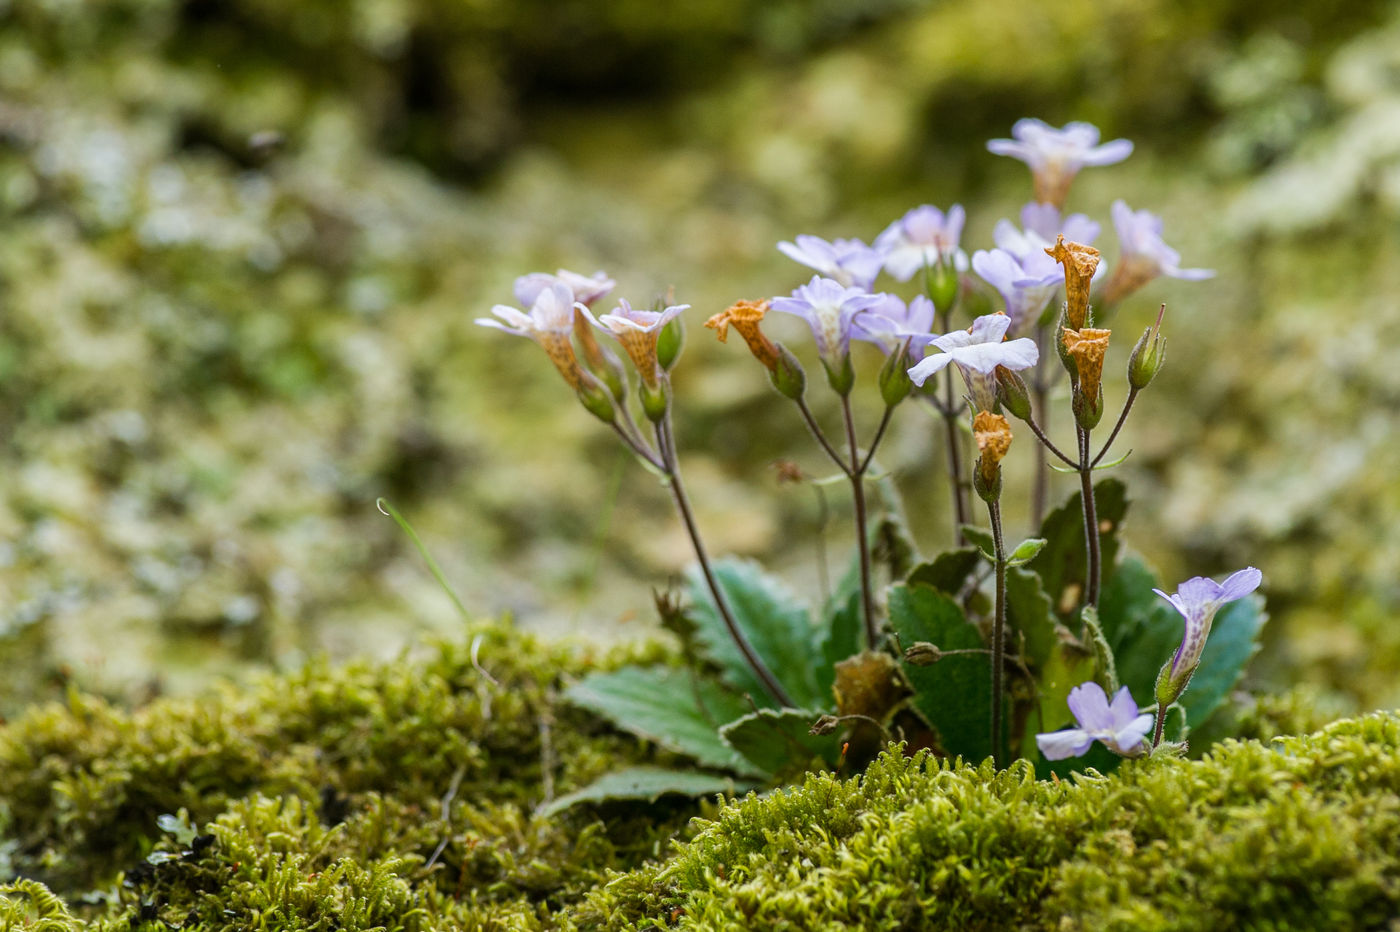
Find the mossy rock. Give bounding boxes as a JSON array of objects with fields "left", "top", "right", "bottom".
[{"left": 2, "top": 625, "right": 1397, "bottom": 929}]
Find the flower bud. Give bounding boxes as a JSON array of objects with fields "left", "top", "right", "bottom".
[
  {"left": 823, "top": 353, "right": 855, "bottom": 397},
  {"left": 657, "top": 316, "right": 684, "bottom": 371},
  {"left": 1154, "top": 656, "right": 1192, "bottom": 711},
  {"left": 809, "top": 714, "right": 842, "bottom": 736},
  {"left": 903, "top": 641, "right": 943, "bottom": 666},
  {"left": 640, "top": 379, "right": 670, "bottom": 423},
  {"left": 878, "top": 340, "right": 914, "bottom": 407},
  {"left": 1127, "top": 304, "right": 1167, "bottom": 390},
  {"left": 575, "top": 372, "right": 617, "bottom": 424},
  {"left": 924, "top": 258, "right": 960, "bottom": 316},
  {"left": 770, "top": 342, "right": 807, "bottom": 400},
  {"left": 994, "top": 365, "right": 1033, "bottom": 421}
]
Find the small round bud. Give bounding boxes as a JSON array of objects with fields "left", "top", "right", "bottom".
[
  {"left": 576, "top": 375, "right": 617, "bottom": 424},
  {"left": 657, "top": 317, "right": 685, "bottom": 371},
  {"left": 924, "top": 259, "right": 960, "bottom": 316},
  {"left": 823, "top": 353, "right": 856, "bottom": 397},
  {"left": 1128, "top": 305, "right": 1167, "bottom": 390},
  {"left": 1072, "top": 382, "right": 1105, "bottom": 430},
  {"left": 878, "top": 342, "right": 914, "bottom": 407},
  {"left": 904, "top": 641, "right": 943, "bottom": 666},
  {"left": 994, "top": 365, "right": 1033, "bottom": 421},
  {"left": 770, "top": 343, "right": 807, "bottom": 400},
  {"left": 809, "top": 714, "right": 842, "bottom": 736},
  {"left": 640, "top": 379, "right": 670, "bottom": 423}
]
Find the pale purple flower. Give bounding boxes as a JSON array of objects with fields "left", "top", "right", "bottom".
[
  {"left": 770, "top": 276, "right": 884, "bottom": 368},
  {"left": 515, "top": 269, "right": 616, "bottom": 308},
  {"left": 874, "top": 205, "right": 968, "bottom": 282},
  {"left": 987, "top": 119, "right": 1133, "bottom": 207},
  {"left": 476, "top": 281, "right": 589, "bottom": 390},
  {"left": 1010, "top": 203, "right": 1101, "bottom": 250},
  {"left": 971, "top": 248, "right": 1061, "bottom": 336},
  {"left": 907, "top": 312, "right": 1039, "bottom": 411},
  {"left": 1102, "top": 200, "right": 1215, "bottom": 303},
  {"left": 1036, "top": 682, "right": 1154, "bottom": 760},
  {"left": 582, "top": 298, "right": 688, "bottom": 387},
  {"left": 778, "top": 235, "right": 884, "bottom": 290},
  {"left": 851, "top": 293, "right": 936, "bottom": 355},
  {"left": 1154, "top": 567, "right": 1262, "bottom": 681}
]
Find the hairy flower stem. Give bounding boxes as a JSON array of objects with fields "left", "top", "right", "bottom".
[
  {"left": 656, "top": 417, "right": 794, "bottom": 707},
  {"left": 842, "top": 395, "right": 879, "bottom": 650},
  {"left": 1092, "top": 387, "right": 1138, "bottom": 466},
  {"left": 989, "top": 500, "right": 1008, "bottom": 770},
  {"left": 1152, "top": 705, "right": 1168, "bottom": 749},
  {"left": 1031, "top": 325, "right": 1051, "bottom": 529},
  {"left": 794, "top": 397, "right": 850, "bottom": 468},
  {"left": 1077, "top": 426, "right": 1102, "bottom": 608}
]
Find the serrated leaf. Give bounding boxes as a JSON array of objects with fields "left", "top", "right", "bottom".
[
  {"left": 720, "top": 708, "right": 840, "bottom": 777},
  {"left": 907, "top": 548, "right": 981, "bottom": 596},
  {"left": 889, "top": 583, "right": 993, "bottom": 764},
  {"left": 1007, "top": 537, "right": 1047, "bottom": 566},
  {"left": 539, "top": 767, "right": 753, "bottom": 817},
  {"left": 686, "top": 558, "right": 825, "bottom": 709},
  {"left": 1028, "top": 479, "right": 1129, "bottom": 619},
  {"left": 565, "top": 667, "right": 761, "bottom": 775}
]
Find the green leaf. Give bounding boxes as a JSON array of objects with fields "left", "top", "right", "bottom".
[
  {"left": 1007, "top": 538, "right": 1047, "bottom": 567},
  {"left": 889, "top": 583, "right": 992, "bottom": 764},
  {"left": 1027, "top": 478, "right": 1129, "bottom": 619},
  {"left": 720, "top": 708, "right": 841, "bottom": 777},
  {"left": 907, "top": 548, "right": 981, "bottom": 596},
  {"left": 539, "top": 767, "right": 754, "bottom": 817},
  {"left": 1096, "top": 556, "right": 1163, "bottom": 656},
  {"left": 565, "top": 667, "right": 761, "bottom": 775},
  {"left": 1006, "top": 567, "right": 1059, "bottom": 669},
  {"left": 1020, "top": 639, "right": 1097, "bottom": 763},
  {"left": 959, "top": 525, "right": 997, "bottom": 562},
  {"left": 1179, "top": 595, "right": 1267, "bottom": 732},
  {"left": 686, "top": 559, "right": 826, "bottom": 709},
  {"left": 816, "top": 586, "right": 862, "bottom": 701}
]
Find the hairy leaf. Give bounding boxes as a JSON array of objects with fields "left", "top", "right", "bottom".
[
  {"left": 539, "top": 767, "right": 753, "bottom": 817},
  {"left": 906, "top": 548, "right": 981, "bottom": 596},
  {"left": 720, "top": 708, "right": 840, "bottom": 777}
]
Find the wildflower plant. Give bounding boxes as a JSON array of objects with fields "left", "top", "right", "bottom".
[{"left": 454, "top": 119, "right": 1263, "bottom": 805}]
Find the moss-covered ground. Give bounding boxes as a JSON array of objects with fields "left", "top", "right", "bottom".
[{"left": 1, "top": 627, "right": 1395, "bottom": 930}]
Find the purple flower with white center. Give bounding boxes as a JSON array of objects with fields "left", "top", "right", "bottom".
[
  {"left": 777, "top": 235, "right": 884, "bottom": 290},
  {"left": 1009, "top": 202, "right": 1102, "bottom": 251},
  {"left": 1101, "top": 199, "right": 1215, "bottom": 304},
  {"left": 515, "top": 269, "right": 616, "bottom": 308},
  {"left": 874, "top": 205, "right": 968, "bottom": 282},
  {"left": 971, "top": 248, "right": 1061, "bottom": 336},
  {"left": 987, "top": 119, "right": 1133, "bottom": 208},
  {"left": 851, "top": 293, "right": 936, "bottom": 356},
  {"left": 1036, "top": 682, "right": 1154, "bottom": 760},
  {"left": 770, "top": 276, "right": 884, "bottom": 370},
  {"left": 1154, "top": 567, "right": 1263, "bottom": 684},
  {"left": 582, "top": 299, "right": 688, "bottom": 387},
  {"left": 476, "top": 281, "right": 589, "bottom": 390},
  {"left": 907, "top": 312, "right": 1039, "bottom": 411}
]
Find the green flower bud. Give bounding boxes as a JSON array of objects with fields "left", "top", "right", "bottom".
[
  {"left": 576, "top": 373, "right": 617, "bottom": 424},
  {"left": 994, "top": 365, "right": 1033, "bottom": 421},
  {"left": 1072, "top": 381, "right": 1104, "bottom": 431},
  {"left": 903, "top": 642, "right": 943, "bottom": 666},
  {"left": 1128, "top": 305, "right": 1167, "bottom": 390},
  {"left": 640, "top": 379, "right": 669, "bottom": 423},
  {"left": 878, "top": 342, "right": 913, "bottom": 407},
  {"left": 657, "top": 317, "right": 684, "bottom": 371},
  {"left": 924, "top": 259, "right": 960, "bottom": 316},
  {"left": 770, "top": 343, "right": 807, "bottom": 400}
]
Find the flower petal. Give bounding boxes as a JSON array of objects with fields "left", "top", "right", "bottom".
[
  {"left": 1217, "top": 567, "right": 1263, "bottom": 603},
  {"left": 1066, "top": 681, "right": 1114, "bottom": 733},
  {"left": 1036, "top": 727, "right": 1096, "bottom": 760}
]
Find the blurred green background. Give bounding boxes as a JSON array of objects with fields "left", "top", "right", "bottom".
[{"left": 3, "top": 0, "right": 1399, "bottom": 716}]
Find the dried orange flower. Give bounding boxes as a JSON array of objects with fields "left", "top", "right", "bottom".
[
  {"left": 1045, "top": 235, "right": 1100, "bottom": 330},
  {"left": 973, "top": 410, "right": 1013, "bottom": 489},
  {"left": 1061, "top": 327, "right": 1112, "bottom": 402},
  {"left": 706, "top": 299, "right": 780, "bottom": 372}
]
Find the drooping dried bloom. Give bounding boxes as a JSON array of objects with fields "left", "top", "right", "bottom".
[
  {"left": 1036, "top": 682, "right": 1153, "bottom": 760},
  {"left": 987, "top": 119, "right": 1133, "bottom": 208},
  {"left": 584, "top": 299, "right": 689, "bottom": 387},
  {"left": 1046, "top": 235, "right": 1101, "bottom": 330},
  {"left": 973, "top": 410, "right": 1012, "bottom": 490},
  {"left": 770, "top": 276, "right": 884, "bottom": 371},
  {"left": 777, "top": 235, "right": 884, "bottom": 290},
  {"left": 1101, "top": 200, "right": 1215, "bottom": 305},
  {"left": 706, "top": 299, "right": 781, "bottom": 372},
  {"left": 873, "top": 204, "right": 967, "bottom": 282},
  {"left": 1061, "top": 327, "right": 1112, "bottom": 401},
  {"left": 1154, "top": 568, "right": 1263, "bottom": 688},
  {"left": 476, "top": 281, "right": 588, "bottom": 390}
]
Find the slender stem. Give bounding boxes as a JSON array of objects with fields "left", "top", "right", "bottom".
[
  {"left": 1091, "top": 387, "right": 1139, "bottom": 467},
  {"left": 608, "top": 421, "right": 664, "bottom": 471},
  {"left": 1031, "top": 324, "right": 1050, "bottom": 530},
  {"left": 812, "top": 484, "right": 832, "bottom": 608},
  {"left": 841, "top": 394, "right": 878, "bottom": 650},
  {"left": 989, "top": 500, "right": 1008, "bottom": 770},
  {"left": 794, "top": 396, "right": 851, "bottom": 475},
  {"left": 1023, "top": 411, "right": 1079, "bottom": 468},
  {"left": 656, "top": 417, "right": 794, "bottom": 707},
  {"left": 940, "top": 369, "right": 969, "bottom": 543},
  {"left": 1077, "top": 426, "right": 1101, "bottom": 608},
  {"left": 858, "top": 404, "right": 895, "bottom": 476},
  {"left": 1152, "top": 705, "right": 1167, "bottom": 749}
]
